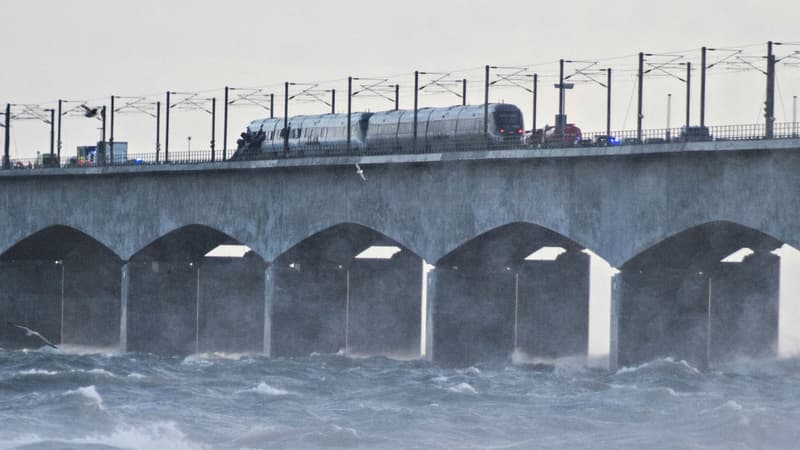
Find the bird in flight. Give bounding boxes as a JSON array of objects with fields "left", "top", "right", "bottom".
[
  {"left": 7, "top": 322, "right": 59, "bottom": 349},
  {"left": 355, "top": 163, "right": 366, "bottom": 181},
  {"left": 80, "top": 105, "right": 100, "bottom": 118}
]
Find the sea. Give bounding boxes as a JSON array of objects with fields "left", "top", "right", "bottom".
[{"left": 1, "top": 347, "right": 799, "bottom": 449}]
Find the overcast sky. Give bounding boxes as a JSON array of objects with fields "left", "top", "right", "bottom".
[{"left": 2, "top": 0, "right": 799, "bottom": 158}]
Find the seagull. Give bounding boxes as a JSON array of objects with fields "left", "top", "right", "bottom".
[
  {"left": 80, "top": 104, "right": 100, "bottom": 118},
  {"left": 355, "top": 163, "right": 366, "bottom": 181},
  {"left": 7, "top": 322, "right": 59, "bottom": 349}
]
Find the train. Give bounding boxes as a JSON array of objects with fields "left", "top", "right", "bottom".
[{"left": 233, "top": 103, "right": 526, "bottom": 158}]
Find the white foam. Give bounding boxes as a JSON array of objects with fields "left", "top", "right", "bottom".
[
  {"left": 251, "top": 382, "right": 290, "bottom": 396},
  {"left": 1, "top": 421, "right": 205, "bottom": 450},
  {"left": 18, "top": 368, "right": 58, "bottom": 376},
  {"left": 446, "top": 382, "right": 478, "bottom": 394},
  {"left": 64, "top": 385, "right": 105, "bottom": 410},
  {"left": 127, "top": 372, "right": 146, "bottom": 379}
]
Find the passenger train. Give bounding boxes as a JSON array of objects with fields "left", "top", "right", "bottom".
[{"left": 233, "top": 103, "right": 525, "bottom": 158}]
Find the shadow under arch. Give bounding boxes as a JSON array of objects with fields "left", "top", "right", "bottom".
[
  {"left": 125, "top": 224, "right": 267, "bottom": 355},
  {"left": 0, "top": 225, "right": 122, "bottom": 349},
  {"left": 613, "top": 220, "right": 784, "bottom": 369},
  {"left": 268, "top": 222, "right": 423, "bottom": 359},
  {"left": 428, "top": 221, "right": 604, "bottom": 367}
]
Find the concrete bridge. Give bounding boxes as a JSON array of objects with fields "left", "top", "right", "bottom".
[{"left": 1, "top": 139, "right": 798, "bottom": 368}]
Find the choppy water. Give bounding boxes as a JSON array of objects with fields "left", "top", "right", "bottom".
[{"left": 1, "top": 348, "right": 799, "bottom": 449}]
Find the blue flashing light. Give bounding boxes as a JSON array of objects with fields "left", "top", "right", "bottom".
[{"left": 609, "top": 136, "right": 621, "bottom": 145}]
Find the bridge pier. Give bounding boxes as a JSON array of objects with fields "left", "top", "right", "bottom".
[
  {"left": 196, "top": 255, "right": 265, "bottom": 353},
  {"left": 709, "top": 251, "right": 779, "bottom": 362},
  {"left": 267, "top": 250, "right": 422, "bottom": 358},
  {"left": 127, "top": 261, "right": 199, "bottom": 355},
  {"left": 0, "top": 261, "right": 62, "bottom": 349},
  {"left": 125, "top": 255, "right": 266, "bottom": 355},
  {"left": 428, "top": 250, "right": 590, "bottom": 366},
  {"left": 610, "top": 250, "right": 780, "bottom": 370},
  {"left": 1, "top": 253, "right": 120, "bottom": 350}
]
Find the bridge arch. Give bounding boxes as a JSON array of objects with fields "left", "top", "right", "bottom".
[
  {"left": 267, "top": 222, "right": 424, "bottom": 359},
  {"left": 613, "top": 220, "right": 786, "bottom": 369},
  {"left": 428, "top": 221, "right": 607, "bottom": 366},
  {"left": 124, "top": 224, "right": 268, "bottom": 355},
  {"left": 0, "top": 225, "right": 122, "bottom": 349}
]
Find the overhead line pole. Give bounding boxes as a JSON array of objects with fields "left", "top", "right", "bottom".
[
  {"left": 165, "top": 91, "right": 171, "bottom": 163},
  {"left": 3, "top": 103, "right": 10, "bottom": 169},
  {"left": 685, "top": 62, "right": 691, "bottom": 129},
  {"left": 223, "top": 86, "right": 228, "bottom": 161},
  {"left": 700, "top": 46, "right": 707, "bottom": 127},
  {"left": 484, "top": 65, "right": 489, "bottom": 137},
  {"left": 414, "top": 70, "right": 419, "bottom": 150},
  {"left": 156, "top": 101, "right": 161, "bottom": 162},
  {"left": 347, "top": 76, "right": 352, "bottom": 150},
  {"left": 283, "top": 82, "right": 289, "bottom": 153},
  {"left": 637, "top": 52, "right": 645, "bottom": 142},
  {"left": 210, "top": 97, "right": 216, "bottom": 162},
  {"left": 109, "top": 95, "right": 115, "bottom": 165},
  {"left": 606, "top": 68, "right": 612, "bottom": 138},
  {"left": 765, "top": 41, "right": 776, "bottom": 139},
  {"left": 57, "top": 99, "right": 62, "bottom": 162},
  {"left": 532, "top": 73, "right": 538, "bottom": 133},
  {"left": 462, "top": 79, "right": 467, "bottom": 106}
]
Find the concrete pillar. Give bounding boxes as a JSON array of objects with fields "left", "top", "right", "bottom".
[
  {"left": 429, "top": 266, "right": 515, "bottom": 366},
  {"left": 268, "top": 261, "right": 348, "bottom": 357},
  {"left": 347, "top": 251, "right": 422, "bottom": 358},
  {"left": 515, "top": 250, "right": 590, "bottom": 359},
  {"left": 196, "top": 255, "right": 265, "bottom": 353},
  {"left": 710, "top": 251, "right": 779, "bottom": 362},
  {"left": 127, "top": 261, "right": 199, "bottom": 355},
  {"left": 0, "top": 261, "right": 62, "bottom": 349},
  {"left": 120, "top": 263, "right": 129, "bottom": 352},
  {"left": 612, "top": 268, "right": 709, "bottom": 368},
  {"left": 425, "top": 268, "right": 437, "bottom": 361},
  {"left": 61, "top": 251, "right": 121, "bottom": 348},
  {"left": 264, "top": 265, "right": 275, "bottom": 356}
]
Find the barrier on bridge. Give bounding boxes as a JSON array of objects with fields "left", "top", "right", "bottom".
[{"left": 4, "top": 121, "right": 799, "bottom": 170}]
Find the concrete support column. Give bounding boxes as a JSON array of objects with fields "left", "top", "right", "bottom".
[
  {"left": 515, "top": 250, "right": 590, "bottom": 360},
  {"left": 429, "top": 266, "right": 515, "bottom": 366},
  {"left": 347, "top": 252, "right": 422, "bottom": 358},
  {"left": 120, "top": 262, "right": 129, "bottom": 352},
  {"left": 197, "top": 255, "right": 265, "bottom": 353},
  {"left": 0, "top": 261, "right": 61, "bottom": 349},
  {"left": 425, "top": 268, "right": 437, "bottom": 361},
  {"left": 264, "top": 265, "right": 275, "bottom": 356},
  {"left": 612, "top": 268, "right": 709, "bottom": 369},
  {"left": 268, "top": 262, "right": 347, "bottom": 357},
  {"left": 60, "top": 251, "right": 121, "bottom": 349},
  {"left": 710, "top": 250, "right": 780, "bottom": 361},
  {"left": 127, "top": 261, "right": 199, "bottom": 355}
]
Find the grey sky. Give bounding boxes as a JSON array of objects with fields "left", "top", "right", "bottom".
[{"left": 2, "top": 0, "right": 799, "bottom": 157}]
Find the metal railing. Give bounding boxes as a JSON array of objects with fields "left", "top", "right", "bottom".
[{"left": 4, "top": 122, "right": 800, "bottom": 171}]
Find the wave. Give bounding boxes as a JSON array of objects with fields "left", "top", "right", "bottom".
[
  {"left": 446, "top": 382, "right": 478, "bottom": 394},
  {"left": 63, "top": 385, "right": 104, "bottom": 410},
  {"left": 614, "top": 357, "right": 702, "bottom": 376},
  {"left": 239, "top": 382, "right": 290, "bottom": 396},
  {"left": 1, "top": 421, "right": 205, "bottom": 450}
]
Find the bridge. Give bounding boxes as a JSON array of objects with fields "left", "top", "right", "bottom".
[{"left": 0, "top": 137, "right": 798, "bottom": 369}]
